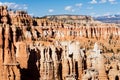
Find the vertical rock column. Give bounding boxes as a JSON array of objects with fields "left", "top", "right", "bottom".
[
  {"left": 3, "top": 25, "right": 11, "bottom": 80},
  {"left": 51, "top": 45, "right": 59, "bottom": 80},
  {"left": 0, "top": 26, "right": 3, "bottom": 80},
  {"left": 101, "top": 27, "right": 105, "bottom": 39},
  {"left": 73, "top": 42, "right": 83, "bottom": 80},
  {"left": 39, "top": 45, "right": 45, "bottom": 80},
  {"left": 1, "top": 6, "right": 8, "bottom": 25},
  {"left": 92, "top": 27, "right": 96, "bottom": 39},
  {"left": 87, "top": 27, "right": 91, "bottom": 38},
  {"left": 11, "top": 25, "right": 20, "bottom": 80},
  {"left": 46, "top": 47, "right": 54, "bottom": 80},
  {"left": 40, "top": 45, "right": 54, "bottom": 80},
  {"left": 98, "top": 27, "right": 101, "bottom": 39},
  {"left": 62, "top": 57, "right": 69, "bottom": 80},
  {"left": 15, "top": 42, "right": 28, "bottom": 69},
  {"left": 62, "top": 46, "right": 69, "bottom": 80},
  {"left": 77, "top": 54, "right": 83, "bottom": 80},
  {"left": 12, "top": 25, "right": 16, "bottom": 44},
  {"left": 3, "top": 25, "right": 11, "bottom": 64},
  {"left": 1, "top": 7, "right": 11, "bottom": 80},
  {"left": 98, "top": 55, "right": 108, "bottom": 80},
  {"left": 11, "top": 26, "right": 16, "bottom": 63}
]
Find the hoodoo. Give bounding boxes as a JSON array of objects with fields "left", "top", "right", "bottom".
[{"left": 0, "top": 5, "right": 119, "bottom": 80}]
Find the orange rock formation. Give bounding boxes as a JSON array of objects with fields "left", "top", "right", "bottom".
[{"left": 0, "top": 5, "right": 119, "bottom": 80}]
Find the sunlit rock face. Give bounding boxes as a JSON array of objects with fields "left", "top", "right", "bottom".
[{"left": 0, "top": 5, "right": 120, "bottom": 80}]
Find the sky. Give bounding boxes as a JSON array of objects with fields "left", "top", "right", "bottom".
[{"left": 0, "top": 0, "right": 120, "bottom": 17}]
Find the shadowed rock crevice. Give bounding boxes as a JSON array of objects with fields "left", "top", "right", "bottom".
[{"left": 17, "top": 49, "right": 40, "bottom": 80}]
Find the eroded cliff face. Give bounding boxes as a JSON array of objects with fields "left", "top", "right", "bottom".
[{"left": 0, "top": 5, "right": 120, "bottom": 80}]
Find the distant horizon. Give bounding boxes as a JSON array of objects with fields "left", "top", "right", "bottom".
[
  {"left": 35, "top": 14, "right": 93, "bottom": 17},
  {"left": 34, "top": 13, "right": 120, "bottom": 18},
  {"left": 0, "top": 0, "right": 120, "bottom": 17}
]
